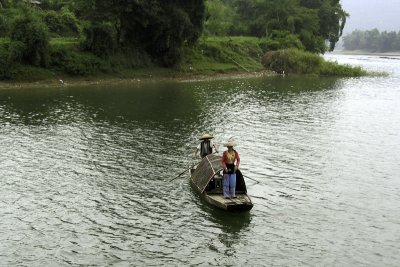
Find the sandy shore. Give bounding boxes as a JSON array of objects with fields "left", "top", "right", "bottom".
[{"left": 0, "top": 70, "right": 273, "bottom": 90}]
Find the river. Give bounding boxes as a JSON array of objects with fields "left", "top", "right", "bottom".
[{"left": 1, "top": 54, "right": 399, "bottom": 266}]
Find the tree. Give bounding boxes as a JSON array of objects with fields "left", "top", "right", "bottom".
[
  {"left": 317, "top": 0, "right": 348, "bottom": 51},
  {"left": 10, "top": 12, "right": 50, "bottom": 67},
  {"left": 43, "top": 9, "right": 80, "bottom": 36},
  {"left": 204, "top": 0, "right": 237, "bottom": 36},
  {"left": 343, "top": 29, "right": 400, "bottom": 52},
  {"left": 224, "top": 0, "right": 348, "bottom": 53},
  {"left": 74, "top": 0, "right": 206, "bottom": 66}
]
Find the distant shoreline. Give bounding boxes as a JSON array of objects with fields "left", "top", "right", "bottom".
[{"left": 331, "top": 50, "right": 400, "bottom": 57}]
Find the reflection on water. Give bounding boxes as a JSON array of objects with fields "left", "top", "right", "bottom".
[{"left": 1, "top": 55, "right": 400, "bottom": 266}]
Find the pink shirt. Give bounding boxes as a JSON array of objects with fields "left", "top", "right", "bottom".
[{"left": 221, "top": 150, "right": 240, "bottom": 169}]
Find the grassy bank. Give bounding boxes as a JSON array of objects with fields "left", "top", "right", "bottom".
[
  {"left": 262, "top": 48, "right": 368, "bottom": 76},
  {"left": 0, "top": 36, "right": 267, "bottom": 85},
  {"left": 0, "top": 36, "right": 371, "bottom": 87}
]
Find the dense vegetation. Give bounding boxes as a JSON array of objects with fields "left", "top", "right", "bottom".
[
  {"left": 205, "top": 0, "right": 348, "bottom": 53},
  {"left": 343, "top": 29, "right": 400, "bottom": 52},
  {"left": 0, "top": 0, "right": 363, "bottom": 82}
]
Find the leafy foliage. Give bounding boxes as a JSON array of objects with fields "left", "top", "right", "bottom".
[
  {"left": 204, "top": 0, "right": 347, "bottom": 53},
  {"left": 50, "top": 45, "right": 111, "bottom": 75},
  {"left": 74, "top": 0, "right": 206, "bottom": 66},
  {"left": 81, "top": 23, "right": 116, "bottom": 58},
  {"left": 0, "top": 43, "right": 11, "bottom": 78},
  {"left": 10, "top": 13, "right": 50, "bottom": 67},
  {"left": 204, "top": 0, "right": 237, "bottom": 36},
  {"left": 42, "top": 9, "right": 80, "bottom": 37},
  {"left": 0, "top": 15, "right": 7, "bottom": 37}
]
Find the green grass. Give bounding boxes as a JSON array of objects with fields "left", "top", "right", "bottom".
[
  {"left": 262, "top": 48, "right": 369, "bottom": 76},
  {"left": 49, "top": 37, "right": 80, "bottom": 50},
  {"left": 49, "top": 37, "right": 80, "bottom": 45},
  {"left": 8, "top": 65, "right": 56, "bottom": 82},
  {"left": 182, "top": 36, "right": 265, "bottom": 74}
]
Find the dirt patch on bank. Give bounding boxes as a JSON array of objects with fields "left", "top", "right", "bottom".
[{"left": 0, "top": 70, "right": 274, "bottom": 90}]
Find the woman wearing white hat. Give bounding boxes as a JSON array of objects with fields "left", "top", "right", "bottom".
[
  {"left": 221, "top": 139, "right": 240, "bottom": 199},
  {"left": 195, "top": 133, "right": 218, "bottom": 159}
]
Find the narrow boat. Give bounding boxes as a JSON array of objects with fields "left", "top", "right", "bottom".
[{"left": 190, "top": 154, "right": 253, "bottom": 211}]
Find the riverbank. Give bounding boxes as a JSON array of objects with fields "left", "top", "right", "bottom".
[
  {"left": 0, "top": 36, "right": 374, "bottom": 90},
  {"left": 0, "top": 69, "right": 274, "bottom": 90},
  {"left": 0, "top": 36, "right": 269, "bottom": 89}
]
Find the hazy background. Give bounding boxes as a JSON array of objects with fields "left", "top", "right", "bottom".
[{"left": 341, "top": 0, "right": 400, "bottom": 33}]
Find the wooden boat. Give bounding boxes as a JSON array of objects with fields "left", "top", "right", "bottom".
[{"left": 190, "top": 154, "right": 253, "bottom": 211}]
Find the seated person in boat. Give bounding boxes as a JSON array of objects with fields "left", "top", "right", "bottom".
[
  {"left": 221, "top": 139, "right": 240, "bottom": 199},
  {"left": 195, "top": 133, "right": 218, "bottom": 159}
]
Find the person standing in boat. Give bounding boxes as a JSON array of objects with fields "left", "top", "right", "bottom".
[
  {"left": 195, "top": 134, "right": 218, "bottom": 159},
  {"left": 221, "top": 139, "right": 240, "bottom": 199}
]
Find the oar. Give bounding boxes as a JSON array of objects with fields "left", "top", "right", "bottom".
[
  {"left": 243, "top": 175, "right": 260, "bottom": 184},
  {"left": 171, "top": 162, "right": 199, "bottom": 181},
  {"left": 171, "top": 151, "right": 220, "bottom": 181}
]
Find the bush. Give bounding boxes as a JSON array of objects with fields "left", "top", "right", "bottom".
[
  {"left": 60, "top": 9, "right": 80, "bottom": 36},
  {"left": 109, "top": 49, "right": 153, "bottom": 69},
  {"left": 0, "top": 44, "right": 11, "bottom": 79},
  {"left": 0, "top": 15, "right": 8, "bottom": 37},
  {"left": 259, "top": 31, "right": 305, "bottom": 52},
  {"left": 43, "top": 9, "right": 80, "bottom": 37},
  {"left": 261, "top": 48, "right": 368, "bottom": 76},
  {"left": 43, "top": 11, "right": 62, "bottom": 35},
  {"left": 320, "top": 61, "right": 367, "bottom": 76},
  {"left": 8, "top": 40, "right": 25, "bottom": 63},
  {"left": 6, "top": 64, "right": 54, "bottom": 81},
  {"left": 261, "top": 49, "right": 323, "bottom": 74},
  {"left": 82, "top": 23, "right": 116, "bottom": 58},
  {"left": 10, "top": 14, "right": 50, "bottom": 67},
  {"left": 50, "top": 46, "right": 111, "bottom": 75}
]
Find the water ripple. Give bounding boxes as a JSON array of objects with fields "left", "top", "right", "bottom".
[{"left": 1, "top": 57, "right": 400, "bottom": 265}]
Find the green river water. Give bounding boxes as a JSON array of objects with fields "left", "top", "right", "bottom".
[{"left": 1, "top": 54, "right": 399, "bottom": 266}]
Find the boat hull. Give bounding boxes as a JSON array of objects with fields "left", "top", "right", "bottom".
[
  {"left": 205, "top": 193, "right": 253, "bottom": 211},
  {"left": 190, "top": 179, "right": 253, "bottom": 211}
]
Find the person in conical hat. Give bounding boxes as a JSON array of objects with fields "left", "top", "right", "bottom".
[
  {"left": 221, "top": 138, "right": 240, "bottom": 198},
  {"left": 194, "top": 133, "right": 218, "bottom": 159}
]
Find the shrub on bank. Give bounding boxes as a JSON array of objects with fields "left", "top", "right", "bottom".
[
  {"left": 0, "top": 42, "right": 54, "bottom": 81},
  {"left": 261, "top": 49, "right": 322, "bottom": 74},
  {"left": 10, "top": 14, "right": 50, "bottom": 67},
  {"left": 261, "top": 48, "right": 367, "bottom": 76},
  {"left": 50, "top": 46, "right": 111, "bottom": 75},
  {"left": 5, "top": 64, "right": 54, "bottom": 82},
  {"left": 319, "top": 60, "right": 367, "bottom": 76}
]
